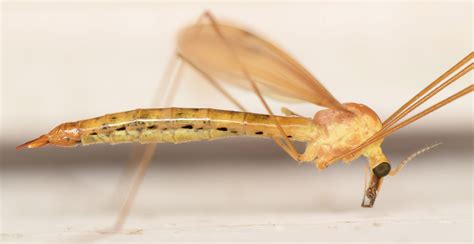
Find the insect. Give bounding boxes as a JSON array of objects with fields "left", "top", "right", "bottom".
[{"left": 16, "top": 11, "right": 472, "bottom": 231}]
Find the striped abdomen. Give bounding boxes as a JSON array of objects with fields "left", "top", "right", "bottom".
[{"left": 77, "top": 108, "right": 318, "bottom": 145}]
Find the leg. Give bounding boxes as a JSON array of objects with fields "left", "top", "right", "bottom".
[
  {"left": 196, "top": 11, "right": 305, "bottom": 161},
  {"left": 112, "top": 55, "right": 182, "bottom": 201},
  {"left": 152, "top": 54, "right": 182, "bottom": 107},
  {"left": 162, "top": 58, "right": 185, "bottom": 107},
  {"left": 112, "top": 12, "right": 248, "bottom": 231},
  {"left": 113, "top": 144, "right": 156, "bottom": 231},
  {"left": 112, "top": 55, "right": 185, "bottom": 231},
  {"left": 273, "top": 139, "right": 320, "bottom": 166},
  {"left": 179, "top": 54, "right": 246, "bottom": 111},
  {"left": 272, "top": 136, "right": 302, "bottom": 162}
]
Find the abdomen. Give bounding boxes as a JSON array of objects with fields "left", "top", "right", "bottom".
[{"left": 77, "top": 108, "right": 317, "bottom": 145}]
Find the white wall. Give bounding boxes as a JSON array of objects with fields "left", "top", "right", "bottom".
[{"left": 2, "top": 2, "right": 472, "bottom": 139}]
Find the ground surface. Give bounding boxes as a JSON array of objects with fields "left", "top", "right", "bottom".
[{"left": 1, "top": 134, "right": 472, "bottom": 243}]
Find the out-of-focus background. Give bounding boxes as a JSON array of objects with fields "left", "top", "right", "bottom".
[{"left": 1, "top": 1, "right": 472, "bottom": 243}]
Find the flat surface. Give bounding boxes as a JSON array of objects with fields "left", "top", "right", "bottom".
[{"left": 1, "top": 134, "right": 472, "bottom": 243}]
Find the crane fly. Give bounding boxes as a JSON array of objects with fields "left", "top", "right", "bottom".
[{"left": 16, "top": 12, "right": 473, "bottom": 230}]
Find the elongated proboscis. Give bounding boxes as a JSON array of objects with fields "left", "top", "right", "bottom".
[{"left": 326, "top": 52, "right": 473, "bottom": 164}]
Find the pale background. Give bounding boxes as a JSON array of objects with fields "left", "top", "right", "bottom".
[{"left": 1, "top": 1, "right": 473, "bottom": 243}]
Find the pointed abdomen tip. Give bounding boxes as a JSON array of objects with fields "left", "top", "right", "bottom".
[{"left": 16, "top": 135, "right": 49, "bottom": 150}]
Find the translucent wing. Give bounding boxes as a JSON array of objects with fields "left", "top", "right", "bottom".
[{"left": 177, "top": 22, "right": 346, "bottom": 111}]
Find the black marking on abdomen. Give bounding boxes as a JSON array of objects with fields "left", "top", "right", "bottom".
[
  {"left": 217, "top": 127, "right": 228, "bottom": 131},
  {"left": 181, "top": 125, "right": 193, "bottom": 129},
  {"left": 255, "top": 131, "right": 263, "bottom": 135},
  {"left": 116, "top": 126, "right": 126, "bottom": 131}
]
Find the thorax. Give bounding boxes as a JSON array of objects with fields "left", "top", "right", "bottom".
[{"left": 311, "top": 103, "right": 383, "bottom": 164}]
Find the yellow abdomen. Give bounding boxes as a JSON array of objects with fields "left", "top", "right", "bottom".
[{"left": 77, "top": 108, "right": 318, "bottom": 145}]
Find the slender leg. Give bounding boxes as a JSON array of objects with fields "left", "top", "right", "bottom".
[
  {"left": 110, "top": 144, "right": 148, "bottom": 206},
  {"left": 113, "top": 144, "right": 156, "bottom": 231},
  {"left": 162, "top": 59, "right": 185, "bottom": 107},
  {"left": 152, "top": 54, "right": 182, "bottom": 107},
  {"left": 111, "top": 11, "right": 248, "bottom": 231},
  {"left": 112, "top": 10, "right": 315, "bottom": 231},
  {"left": 183, "top": 56, "right": 304, "bottom": 161},
  {"left": 111, "top": 56, "right": 180, "bottom": 207},
  {"left": 179, "top": 54, "right": 247, "bottom": 111},
  {"left": 112, "top": 55, "right": 185, "bottom": 231},
  {"left": 195, "top": 11, "right": 305, "bottom": 161},
  {"left": 118, "top": 54, "right": 181, "bottom": 186},
  {"left": 272, "top": 137, "right": 302, "bottom": 162}
]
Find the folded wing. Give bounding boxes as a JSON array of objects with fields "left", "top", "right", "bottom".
[{"left": 177, "top": 23, "right": 346, "bottom": 111}]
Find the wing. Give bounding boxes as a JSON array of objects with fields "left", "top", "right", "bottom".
[{"left": 177, "top": 22, "right": 346, "bottom": 111}]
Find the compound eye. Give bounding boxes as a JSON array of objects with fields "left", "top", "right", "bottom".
[{"left": 372, "top": 162, "right": 391, "bottom": 178}]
